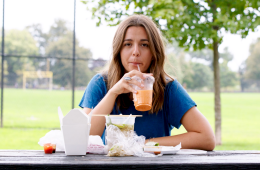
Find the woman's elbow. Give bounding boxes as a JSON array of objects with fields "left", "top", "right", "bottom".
[{"left": 204, "top": 134, "right": 216, "bottom": 151}]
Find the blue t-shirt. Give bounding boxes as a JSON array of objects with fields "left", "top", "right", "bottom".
[{"left": 79, "top": 74, "right": 196, "bottom": 144}]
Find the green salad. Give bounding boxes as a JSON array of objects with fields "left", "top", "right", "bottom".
[{"left": 107, "top": 116, "right": 134, "bottom": 131}]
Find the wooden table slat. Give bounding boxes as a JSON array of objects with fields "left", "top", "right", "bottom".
[{"left": 0, "top": 150, "right": 260, "bottom": 169}]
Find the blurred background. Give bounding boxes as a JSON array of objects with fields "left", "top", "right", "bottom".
[{"left": 0, "top": 0, "right": 259, "bottom": 150}]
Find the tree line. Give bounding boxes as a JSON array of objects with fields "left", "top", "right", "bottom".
[
  {"left": 1, "top": 19, "right": 102, "bottom": 89},
  {"left": 165, "top": 45, "right": 239, "bottom": 91},
  {"left": 166, "top": 38, "right": 260, "bottom": 92}
]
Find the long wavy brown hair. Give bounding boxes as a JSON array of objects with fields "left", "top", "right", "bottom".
[{"left": 105, "top": 15, "right": 173, "bottom": 113}]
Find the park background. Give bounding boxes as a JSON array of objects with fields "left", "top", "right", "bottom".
[{"left": 0, "top": 0, "right": 259, "bottom": 150}]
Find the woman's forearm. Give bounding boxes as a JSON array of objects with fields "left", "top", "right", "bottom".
[
  {"left": 147, "top": 107, "right": 215, "bottom": 151},
  {"left": 145, "top": 131, "right": 215, "bottom": 151},
  {"left": 89, "top": 90, "right": 118, "bottom": 136}
]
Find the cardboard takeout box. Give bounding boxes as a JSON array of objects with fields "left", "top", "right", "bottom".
[{"left": 58, "top": 107, "right": 91, "bottom": 155}]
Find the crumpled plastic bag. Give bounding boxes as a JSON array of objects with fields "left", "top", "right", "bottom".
[
  {"left": 38, "top": 130, "right": 65, "bottom": 151},
  {"left": 106, "top": 125, "right": 156, "bottom": 157}
]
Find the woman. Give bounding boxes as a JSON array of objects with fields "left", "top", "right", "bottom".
[{"left": 79, "top": 15, "right": 215, "bottom": 151}]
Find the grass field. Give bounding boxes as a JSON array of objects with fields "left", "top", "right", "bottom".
[{"left": 0, "top": 89, "right": 259, "bottom": 150}]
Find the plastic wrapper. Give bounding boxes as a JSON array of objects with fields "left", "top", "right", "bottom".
[
  {"left": 38, "top": 130, "right": 65, "bottom": 151},
  {"left": 87, "top": 135, "right": 105, "bottom": 154},
  {"left": 106, "top": 125, "right": 155, "bottom": 157}
]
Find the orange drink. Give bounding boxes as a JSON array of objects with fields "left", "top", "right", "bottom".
[
  {"left": 43, "top": 143, "right": 53, "bottom": 154},
  {"left": 131, "top": 75, "right": 154, "bottom": 111},
  {"left": 134, "top": 90, "right": 153, "bottom": 111}
]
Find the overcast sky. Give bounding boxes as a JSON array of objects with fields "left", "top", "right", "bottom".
[{"left": 1, "top": 0, "right": 260, "bottom": 71}]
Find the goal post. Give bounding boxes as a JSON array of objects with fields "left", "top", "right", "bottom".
[{"left": 23, "top": 71, "right": 53, "bottom": 90}]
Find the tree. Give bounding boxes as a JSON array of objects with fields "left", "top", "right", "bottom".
[
  {"left": 27, "top": 19, "right": 94, "bottom": 88},
  {"left": 189, "top": 47, "right": 238, "bottom": 89},
  {"left": 219, "top": 62, "right": 238, "bottom": 89},
  {"left": 1, "top": 29, "right": 38, "bottom": 86},
  {"left": 82, "top": 0, "right": 260, "bottom": 144},
  {"left": 165, "top": 44, "right": 213, "bottom": 90},
  {"left": 238, "top": 61, "right": 248, "bottom": 92},
  {"left": 46, "top": 32, "right": 93, "bottom": 87},
  {"left": 219, "top": 48, "right": 238, "bottom": 89},
  {"left": 26, "top": 19, "right": 69, "bottom": 55},
  {"left": 165, "top": 42, "right": 194, "bottom": 84},
  {"left": 167, "top": 46, "right": 236, "bottom": 90},
  {"left": 244, "top": 38, "right": 260, "bottom": 90},
  {"left": 165, "top": 52, "right": 185, "bottom": 83},
  {"left": 184, "top": 62, "right": 213, "bottom": 90}
]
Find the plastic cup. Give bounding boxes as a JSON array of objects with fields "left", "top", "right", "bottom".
[
  {"left": 131, "top": 75, "right": 155, "bottom": 111},
  {"left": 105, "top": 115, "right": 135, "bottom": 131},
  {"left": 43, "top": 143, "right": 53, "bottom": 154},
  {"left": 105, "top": 115, "right": 136, "bottom": 149},
  {"left": 51, "top": 144, "right": 56, "bottom": 153}
]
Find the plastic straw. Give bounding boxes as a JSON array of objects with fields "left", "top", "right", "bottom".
[{"left": 137, "top": 64, "right": 141, "bottom": 72}]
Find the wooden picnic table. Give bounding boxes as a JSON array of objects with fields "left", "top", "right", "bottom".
[{"left": 0, "top": 150, "right": 260, "bottom": 169}]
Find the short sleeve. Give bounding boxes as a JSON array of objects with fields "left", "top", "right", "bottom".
[
  {"left": 166, "top": 80, "right": 197, "bottom": 129},
  {"left": 79, "top": 74, "right": 107, "bottom": 109}
]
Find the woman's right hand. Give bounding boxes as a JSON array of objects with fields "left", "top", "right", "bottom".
[{"left": 109, "top": 70, "right": 153, "bottom": 96}]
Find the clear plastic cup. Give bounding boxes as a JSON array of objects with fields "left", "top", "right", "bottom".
[
  {"left": 43, "top": 143, "right": 53, "bottom": 154},
  {"left": 131, "top": 75, "right": 155, "bottom": 111},
  {"left": 105, "top": 115, "right": 136, "bottom": 149},
  {"left": 105, "top": 115, "right": 135, "bottom": 131}
]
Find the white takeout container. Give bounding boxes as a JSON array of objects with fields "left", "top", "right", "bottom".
[{"left": 58, "top": 107, "right": 91, "bottom": 155}]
